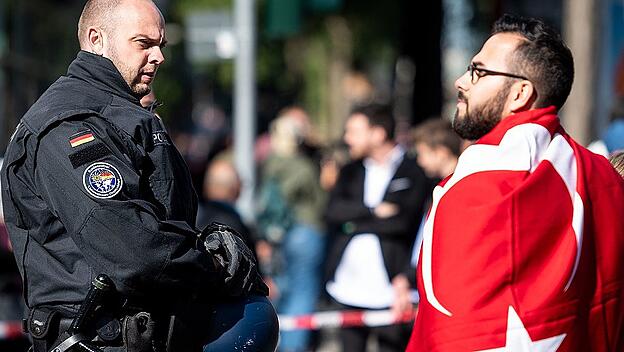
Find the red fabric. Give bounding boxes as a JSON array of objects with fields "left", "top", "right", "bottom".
[{"left": 408, "top": 107, "right": 624, "bottom": 351}]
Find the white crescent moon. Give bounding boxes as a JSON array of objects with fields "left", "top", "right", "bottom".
[{"left": 420, "top": 126, "right": 583, "bottom": 317}]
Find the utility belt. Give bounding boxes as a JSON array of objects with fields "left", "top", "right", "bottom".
[
  {"left": 25, "top": 306, "right": 170, "bottom": 352},
  {"left": 23, "top": 274, "right": 203, "bottom": 352}
]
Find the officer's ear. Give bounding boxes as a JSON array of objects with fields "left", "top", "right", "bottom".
[{"left": 87, "top": 26, "right": 105, "bottom": 56}]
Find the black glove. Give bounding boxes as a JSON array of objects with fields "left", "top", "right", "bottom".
[{"left": 198, "top": 223, "right": 269, "bottom": 297}]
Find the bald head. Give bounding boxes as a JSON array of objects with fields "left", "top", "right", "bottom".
[
  {"left": 78, "top": 0, "right": 120, "bottom": 49},
  {"left": 204, "top": 160, "right": 241, "bottom": 203},
  {"left": 78, "top": 0, "right": 164, "bottom": 48},
  {"left": 77, "top": 0, "right": 166, "bottom": 97}
]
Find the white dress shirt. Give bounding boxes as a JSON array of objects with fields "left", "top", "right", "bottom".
[{"left": 327, "top": 146, "right": 405, "bottom": 308}]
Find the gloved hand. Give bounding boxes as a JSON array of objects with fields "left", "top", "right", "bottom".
[{"left": 198, "top": 223, "right": 269, "bottom": 297}]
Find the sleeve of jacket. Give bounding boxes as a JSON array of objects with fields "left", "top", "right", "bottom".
[
  {"left": 351, "top": 163, "right": 431, "bottom": 239},
  {"left": 33, "top": 119, "right": 217, "bottom": 299},
  {"left": 324, "top": 162, "right": 372, "bottom": 226}
]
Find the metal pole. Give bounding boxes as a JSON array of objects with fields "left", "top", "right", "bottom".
[
  {"left": 561, "top": 0, "right": 601, "bottom": 144},
  {"left": 233, "top": 0, "right": 256, "bottom": 222}
]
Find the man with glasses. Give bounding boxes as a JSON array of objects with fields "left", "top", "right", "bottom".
[{"left": 408, "top": 14, "right": 624, "bottom": 351}]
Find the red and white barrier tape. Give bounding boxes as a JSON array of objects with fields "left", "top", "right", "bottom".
[
  {"left": 0, "top": 320, "right": 24, "bottom": 340},
  {"left": 1, "top": 308, "right": 418, "bottom": 338},
  {"left": 278, "top": 307, "right": 418, "bottom": 331}
]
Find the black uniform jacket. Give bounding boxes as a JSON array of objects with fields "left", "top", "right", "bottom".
[
  {"left": 324, "top": 155, "right": 431, "bottom": 283},
  {"left": 1, "top": 51, "right": 217, "bottom": 312}
]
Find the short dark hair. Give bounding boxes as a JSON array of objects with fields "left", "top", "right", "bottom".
[
  {"left": 351, "top": 103, "right": 395, "bottom": 140},
  {"left": 492, "top": 14, "right": 574, "bottom": 110}
]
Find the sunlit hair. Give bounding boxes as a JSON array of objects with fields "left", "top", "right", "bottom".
[{"left": 492, "top": 14, "right": 574, "bottom": 110}]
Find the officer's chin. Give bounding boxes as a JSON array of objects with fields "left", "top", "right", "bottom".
[{"left": 132, "top": 83, "right": 151, "bottom": 98}]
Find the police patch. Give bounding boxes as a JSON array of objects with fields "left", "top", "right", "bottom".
[
  {"left": 152, "top": 130, "right": 170, "bottom": 146},
  {"left": 82, "top": 162, "right": 123, "bottom": 199}
]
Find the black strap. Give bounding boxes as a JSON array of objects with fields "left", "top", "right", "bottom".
[
  {"left": 27, "top": 307, "right": 62, "bottom": 352},
  {"left": 28, "top": 307, "right": 59, "bottom": 339}
]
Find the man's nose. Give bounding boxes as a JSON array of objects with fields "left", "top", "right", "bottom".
[
  {"left": 455, "top": 70, "right": 470, "bottom": 91},
  {"left": 150, "top": 46, "right": 165, "bottom": 66}
]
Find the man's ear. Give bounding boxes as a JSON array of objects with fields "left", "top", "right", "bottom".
[
  {"left": 508, "top": 80, "right": 537, "bottom": 113},
  {"left": 87, "top": 27, "right": 105, "bottom": 55},
  {"left": 371, "top": 126, "right": 388, "bottom": 144}
]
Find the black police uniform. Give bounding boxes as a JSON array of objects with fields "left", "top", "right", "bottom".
[{"left": 1, "top": 51, "right": 268, "bottom": 351}]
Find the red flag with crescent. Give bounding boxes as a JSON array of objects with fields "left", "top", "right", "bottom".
[{"left": 408, "top": 107, "right": 624, "bottom": 351}]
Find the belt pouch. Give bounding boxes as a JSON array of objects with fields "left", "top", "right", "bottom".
[{"left": 28, "top": 307, "right": 60, "bottom": 352}]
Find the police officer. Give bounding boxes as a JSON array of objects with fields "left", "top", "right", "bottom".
[{"left": 0, "top": 0, "right": 274, "bottom": 351}]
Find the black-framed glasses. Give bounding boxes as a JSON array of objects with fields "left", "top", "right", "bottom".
[{"left": 467, "top": 63, "right": 528, "bottom": 84}]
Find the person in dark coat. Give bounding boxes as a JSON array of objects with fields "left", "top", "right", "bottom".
[
  {"left": 197, "top": 158, "right": 255, "bottom": 251},
  {"left": 325, "top": 104, "right": 430, "bottom": 352}
]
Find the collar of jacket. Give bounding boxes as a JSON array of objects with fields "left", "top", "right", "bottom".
[
  {"left": 67, "top": 50, "right": 141, "bottom": 106},
  {"left": 477, "top": 106, "right": 562, "bottom": 146}
]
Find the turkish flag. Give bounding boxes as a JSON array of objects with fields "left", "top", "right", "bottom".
[{"left": 407, "top": 107, "right": 624, "bottom": 351}]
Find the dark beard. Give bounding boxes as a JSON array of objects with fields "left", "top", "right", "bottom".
[{"left": 452, "top": 86, "right": 510, "bottom": 140}]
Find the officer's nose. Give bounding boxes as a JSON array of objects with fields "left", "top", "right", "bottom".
[{"left": 150, "top": 46, "right": 165, "bottom": 66}]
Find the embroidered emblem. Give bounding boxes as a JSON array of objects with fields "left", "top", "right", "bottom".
[
  {"left": 70, "top": 130, "right": 95, "bottom": 147},
  {"left": 82, "top": 162, "right": 123, "bottom": 199}
]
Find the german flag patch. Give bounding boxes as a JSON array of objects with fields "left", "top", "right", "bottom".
[{"left": 69, "top": 130, "right": 95, "bottom": 148}]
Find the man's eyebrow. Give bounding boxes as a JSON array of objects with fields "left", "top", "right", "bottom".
[{"left": 132, "top": 35, "right": 165, "bottom": 45}]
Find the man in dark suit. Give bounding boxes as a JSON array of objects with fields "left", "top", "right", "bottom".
[{"left": 325, "top": 104, "right": 430, "bottom": 352}]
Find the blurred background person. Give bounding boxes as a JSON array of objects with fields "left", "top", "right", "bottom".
[
  {"left": 256, "top": 109, "right": 326, "bottom": 352},
  {"left": 318, "top": 142, "right": 350, "bottom": 310},
  {"left": 319, "top": 142, "right": 351, "bottom": 193},
  {"left": 255, "top": 106, "right": 321, "bottom": 166},
  {"left": 197, "top": 158, "right": 255, "bottom": 251},
  {"left": 405, "top": 118, "right": 464, "bottom": 301},
  {"left": 185, "top": 102, "right": 231, "bottom": 196},
  {"left": 324, "top": 104, "right": 429, "bottom": 352},
  {"left": 610, "top": 151, "right": 624, "bottom": 177},
  {"left": 412, "top": 118, "right": 463, "bottom": 182},
  {"left": 279, "top": 106, "right": 322, "bottom": 163},
  {"left": 588, "top": 98, "right": 624, "bottom": 157}
]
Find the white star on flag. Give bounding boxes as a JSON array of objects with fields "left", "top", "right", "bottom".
[{"left": 476, "top": 306, "right": 566, "bottom": 352}]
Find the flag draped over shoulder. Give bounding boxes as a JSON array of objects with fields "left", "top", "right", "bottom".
[{"left": 408, "top": 107, "right": 624, "bottom": 351}]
